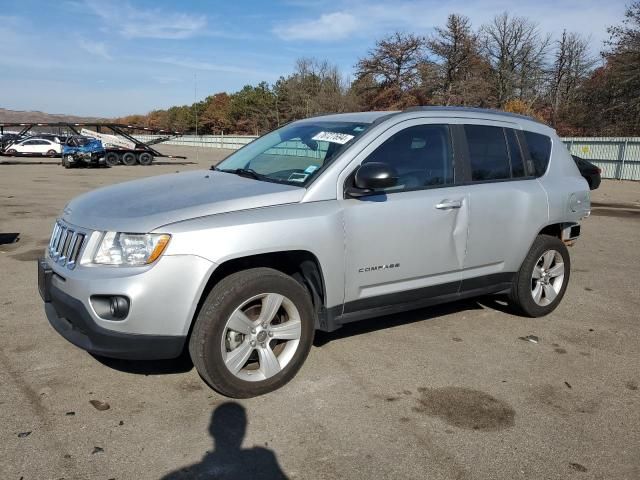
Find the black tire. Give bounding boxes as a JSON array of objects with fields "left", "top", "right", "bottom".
[
  {"left": 7, "top": 149, "right": 17, "bottom": 155},
  {"left": 46, "top": 149, "right": 57, "bottom": 157},
  {"left": 63, "top": 155, "right": 73, "bottom": 169},
  {"left": 189, "top": 268, "right": 315, "bottom": 398},
  {"left": 509, "top": 234, "right": 571, "bottom": 317},
  {"left": 121, "top": 152, "right": 137, "bottom": 166},
  {"left": 138, "top": 152, "right": 153, "bottom": 166},
  {"left": 105, "top": 152, "right": 120, "bottom": 166}
]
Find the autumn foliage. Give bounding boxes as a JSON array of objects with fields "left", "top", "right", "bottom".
[{"left": 116, "top": 5, "right": 640, "bottom": 137}]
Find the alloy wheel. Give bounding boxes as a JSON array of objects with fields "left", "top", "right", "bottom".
[
  {"left": 531, "top": 249, "right": 565, "bottom": 306},
  {"left": 220, "top": 293, "right": 302, "bottom": 382}
]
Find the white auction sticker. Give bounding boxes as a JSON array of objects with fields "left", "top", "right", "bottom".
[
  {"left": 288, "top": 172, "right": 309, "bottom": 182},
  {"left": 312, "top": 131, "right": 354, "bottom": 144}
]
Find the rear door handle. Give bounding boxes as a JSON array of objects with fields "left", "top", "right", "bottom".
[{"left": 435, "top": 199, "right": 462, "bottom": 210}]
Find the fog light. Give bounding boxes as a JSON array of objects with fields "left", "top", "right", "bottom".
[
  {"left": 91, "top": 295, "right": 130, "bottom": 320},
  {"left": 109, "top": 296, "right": 129, "bottom": 319}
]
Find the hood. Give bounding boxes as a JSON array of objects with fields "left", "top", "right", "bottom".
[{"left": 62, "top": 170, "right": 305, "bottom": 232}]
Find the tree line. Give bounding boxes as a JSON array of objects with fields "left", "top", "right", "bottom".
[{"left": 116, "top": 3, "right": 640, "bottom": 137}]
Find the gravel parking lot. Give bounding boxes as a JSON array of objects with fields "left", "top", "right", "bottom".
[{"left": 1, "top": 145, "right": 639, "bottom": 480}]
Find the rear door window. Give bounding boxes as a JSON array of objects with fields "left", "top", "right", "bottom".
[
  {"left": 464, "top": 125, "right": 511, "bottom": 181},
  {"left": 523, "top": 131, "right": 552, "bottom": 177}
]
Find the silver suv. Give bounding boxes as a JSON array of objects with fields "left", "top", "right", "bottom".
[{"left": 39, "top": 107, "right": 591, "bottom": 397}]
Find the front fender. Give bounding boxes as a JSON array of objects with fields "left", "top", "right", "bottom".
[{"left": 159, "top": 201, "right": 345, "bottom": 309}]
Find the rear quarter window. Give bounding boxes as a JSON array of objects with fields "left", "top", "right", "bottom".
[{"left": 523, "top": 131, "right": 552, "bottom": 177}]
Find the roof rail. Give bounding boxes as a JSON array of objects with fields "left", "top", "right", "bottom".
[{"left": 401, "top": 106, "right": 546, "bottom": 125}]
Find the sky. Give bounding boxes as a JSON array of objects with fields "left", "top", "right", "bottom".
[{"left": 0, "top": 0, "right": 629, "bottom": 117}]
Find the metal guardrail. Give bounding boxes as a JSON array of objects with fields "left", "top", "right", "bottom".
[
  {"left": 135, "top": 134, "right": 257, "bottom": 151},
  {"left": 135, "top": 134, "right": 640, "bottom": 181}
]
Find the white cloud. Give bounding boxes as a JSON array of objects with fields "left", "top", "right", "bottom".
[
  {"left": 78, "top": 39, "right": 111, "bottom": 60},
  {"left": 156, "top": 57, "right": 277, "bottom": 79},
  {"left": 274, "top": 12, "right": 360, "bottom": 41},
  {"left": 272, "top": 1, "right": 624, "bottom": 51},
  {"left": 151, "top": 75, "right": 181, "bottom": 85},
  {"left": 81, "top": 0, "right": 206, "bottom": 39}
]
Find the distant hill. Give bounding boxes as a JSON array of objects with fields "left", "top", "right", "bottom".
[{"left": 0, "top": 108, "right": 102, "bottom": 124}]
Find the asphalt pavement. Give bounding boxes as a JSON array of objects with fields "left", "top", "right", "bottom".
[{"left": 1, "top": 145, "right": 638, "bottom": 479}]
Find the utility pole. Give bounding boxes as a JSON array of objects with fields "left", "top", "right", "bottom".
[
  {"left": 194, "top": 72, "right": 198, "bottom": 137},
  {"left": 194, "top": 72, "right": 199, "bottom": 162}
]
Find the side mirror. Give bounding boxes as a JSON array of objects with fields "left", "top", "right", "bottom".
[{"left": 346, "top": 162, "right": 398, "bottom": 197}]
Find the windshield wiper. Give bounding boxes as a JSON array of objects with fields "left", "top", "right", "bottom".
[
  {"left": 215, "top": 167, "right": 264, "bottom": 180},
  {"left": 214, "top": 167, "right": 297, "bottom": 186}
]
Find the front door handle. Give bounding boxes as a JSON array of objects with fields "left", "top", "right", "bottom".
[{"left": 435, "top": 199, "right": 462, "bottom": 210}]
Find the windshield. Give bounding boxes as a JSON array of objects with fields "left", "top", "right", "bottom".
[
  {"left": 216, "top": 121, "right": 370, "bottom": 186},
  {"left": 67, "top": 137, "right": 91, "bottom": 146}
]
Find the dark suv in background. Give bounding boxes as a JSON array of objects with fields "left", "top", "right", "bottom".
[{"left": 572, "top": 155, "right": 601, "bottom": 190}]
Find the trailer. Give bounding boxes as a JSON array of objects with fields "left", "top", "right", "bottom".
[{"left": 0, "top": 122, "right": 186, "bottom": 166}]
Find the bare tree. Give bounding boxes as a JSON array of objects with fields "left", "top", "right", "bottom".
[
  {"left": 480, "top": 12, "right": 551, "bottom": 107},
  {"left": 426, "top": 14, "right": 491, "bottom": 106},
  {"left": 274, "top": 58, "right": 352, "bottom": 123},
  {"left": 355, "top": 32, "right": 426, "bottom": 108},
  {"left": 548, "top": 31, "right": 596, "bottom": 125},
  {"left": 603, "top": 1, "right": 640, "bottom": 128}
]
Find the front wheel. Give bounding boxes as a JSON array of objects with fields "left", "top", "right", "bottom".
[
  {"left": 509, "top": 234, "right": 570, "bottom": 317},
  {"left": 189, "top": 268, "right": 315, "bottom": 398}
]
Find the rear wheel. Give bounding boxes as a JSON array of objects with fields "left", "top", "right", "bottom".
[
  {"left": 189, "top": 268, "right": 315, "bottom": 398},
  {"left": 46, "top": 149, "right": 57, "bottom": 157},
  {"left": 138, "top": 152, "right": 153, "bottom": 166},
  {"left": 121, "top": 152, "right": 137, "bottom": 166},
  {"left": 104, "top": 152, "right": 120, "bottom": 166},
  {"left": 509, "top": 234, "right": 570, "bottom": 317}
]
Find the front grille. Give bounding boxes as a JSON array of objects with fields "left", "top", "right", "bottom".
[{"left": 49, "top": 221, "right": 87, "bottom": 269}]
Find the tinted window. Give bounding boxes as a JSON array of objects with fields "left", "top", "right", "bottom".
[
  {"left": 505, "top": 129, "right": 526, "bottom": 177},
  {"left": 523, "top": 131, "right": 552, "bottom": 177},
  {"left": 364, "top": 124, "right": 453, "bottom": 191},
  {"left": 24, "top": 140, "right": 39, "bottom": 145},
  {"left": 465, "top": 125, "right": 511, "bottom": 181}
]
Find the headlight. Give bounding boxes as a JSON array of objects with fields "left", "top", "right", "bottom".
[{"left": 93, "top": 232, "right": 171, "bottom": 266}]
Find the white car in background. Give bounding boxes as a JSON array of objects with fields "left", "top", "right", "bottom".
[{"left": 5, "top": 138, "right": 61, "bottom": 156}]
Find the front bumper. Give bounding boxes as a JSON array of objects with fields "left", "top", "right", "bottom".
[
  {"left": 44, "top": 286, "right": 185, "bottom": 360},
  {"left": 39, "top": 252, "right": 214, "bottom": 360}
]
